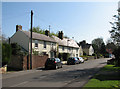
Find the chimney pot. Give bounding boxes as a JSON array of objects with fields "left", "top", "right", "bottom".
[
  {"left": 45, "top": 30, "right": 50, "bottom": 36},
  {"left": 58, "top": 31, "right": 63, "bottom": 40},
  {"left": 16, "top": 25, "right": 22, "bottom": 32}
]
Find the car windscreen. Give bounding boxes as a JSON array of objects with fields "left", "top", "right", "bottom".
[{"left": 47, "top": 58, "right": 55, "bottom": 61}]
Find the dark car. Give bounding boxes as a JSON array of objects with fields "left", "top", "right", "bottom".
[
  {"left": 67, "top": 57, "right": 80, "bottom": 65},
  {"left": 45, "top": 58, "right": 62, "bottom": 69}
]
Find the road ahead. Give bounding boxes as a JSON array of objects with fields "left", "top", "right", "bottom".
[{"left": 2, "top": 58, "right": 109, "bottom": 88}]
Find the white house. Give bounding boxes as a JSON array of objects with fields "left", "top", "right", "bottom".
[
  {"left": 81, "top": 44, "right": 94, "bottom": 56},
  {"left": 10, "top": 25, "right": 57, "bottom": 58},
  {"left": 52, "top": 31, "right": 80, "bottom": 57}
]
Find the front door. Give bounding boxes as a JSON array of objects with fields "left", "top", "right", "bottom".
[{"left": 50, "top": 51, "right": 54, "bottom": 58}]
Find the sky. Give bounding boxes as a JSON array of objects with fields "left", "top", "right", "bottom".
[{"left": 2, "top": 2, "right": 118, "bottom": 44}]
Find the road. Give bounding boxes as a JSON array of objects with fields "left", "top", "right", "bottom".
[{"left": 2, "top": 58, "right": 109, "bottom": 88}]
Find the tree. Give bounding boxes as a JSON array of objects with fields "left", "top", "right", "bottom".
[
  {"left": 109, "top": 8, "right": 120, "bottom": 66},
  {"left": 109, "top": 8, "right": 120, "bottom": 45},
  {"left": 30, "top": 26, "right": 58, "bottom": 37},
  {"left": 106, "top": 42, "right": 116, "bottom": 52},
  {"left": 30, "top": 26, "right": 69, "bottom": 38},
  {"left": 92, "top": 38, "right": 105, "bottom": 55},
  {"left": 2, "top": 43, "right": 12, "bottom": 66}
]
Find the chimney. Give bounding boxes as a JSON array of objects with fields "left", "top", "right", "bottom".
[
  {"left": 16, "top": 25, "right": 22, "bottom": 32},
  {"left": 45, "top": 30, "right": 50, "bottom": 36},
  {"left": 58, "top": 31, "right": 63, "bottom": 40}
]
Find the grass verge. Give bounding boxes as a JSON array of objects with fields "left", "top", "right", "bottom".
[{"left": 83, "top": 64, "right": 120, "bottom": 88}]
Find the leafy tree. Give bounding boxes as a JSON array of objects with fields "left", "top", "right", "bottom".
[
  {"left": 2, "top": 43, "right": 11, "bottom": 66},
  {"left": 30, "top": 26, "right": 69, "bottom": 38},
  {"left": 109, "top": 8, "right": 120, "bottom": 66},
  {"left": 92, "top": 38, "right": 105, "bottom": 55},
  {"left": 106, "top": 42, "right": 116, "bottom": 52},
  {"left": 100, "top": 43, "right": 107, "bottom": 56},
  {"left": 109, "top": 8, "right": 120, "bottom": 45},
  {"left": 11, "top": 43, "right": 27, "bottom": 55}
]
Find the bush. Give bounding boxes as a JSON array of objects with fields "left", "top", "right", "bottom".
[
  {"left": 58, "top": 53, "right": 70, "bottom": 61},
  {"left": 2, "top": 43, "right": 12, "bottom": 66},
  {"left": 11, "top": 43, "right": 27, "bottom": 56},
  {"left": 83, "top": 51, "right": 87, "bottom": 56},
  {"left": 113, "top": 46, "right": 120, "bottom": 66}
]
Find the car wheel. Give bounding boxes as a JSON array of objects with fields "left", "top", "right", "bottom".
[{"left": 56, "top": 66, "right": 58, "bottom": 69}]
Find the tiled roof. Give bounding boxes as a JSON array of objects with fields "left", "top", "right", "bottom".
[
  {"left": 22, "top": 30, "right": 56, "bottom": 43},
  {"left": 52, "top": 36, "right": 79, "bottom": 48}
]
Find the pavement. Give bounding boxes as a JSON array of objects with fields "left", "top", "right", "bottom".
[{"left": 2, "top": 58, "right": 110, "bottom": 88}]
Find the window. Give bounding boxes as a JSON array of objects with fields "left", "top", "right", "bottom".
[
  {"left": 35, "top": 40, "right": 38, "bottom": 48},
  {"left": 62, "top": 46, "right": 64, "bottom": 51},
  {"left": 44, "top": 41, "right": 46, "bottom": 48},
  {"left": 76, "top": 49, "right": 78, "bottom": 53},
  {"left": 51, "top": 43, "right": 54, "bottom": 48}
]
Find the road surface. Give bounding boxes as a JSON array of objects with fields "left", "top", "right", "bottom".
[{"left": 2, "top": 58, "right": 109, "bottom": 88}]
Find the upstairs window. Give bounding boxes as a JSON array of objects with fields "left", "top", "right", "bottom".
[
  {"left": 44, "top": 41, "right": 46, "bottom": 48},
  {"left": 35, "top": 40, "right": 38, "bottom": 48},
  {"left": 62, "top": 46, "right": 64, "bottom": 51}
]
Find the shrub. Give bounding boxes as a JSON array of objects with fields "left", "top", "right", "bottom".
[
  {"left": 58, "top": 53, "right": 70, "bottom": 61},
  {"left": 113, "top": 46, "right": 120, "bottom": 66},
  {"left": 2, "top": 43, "right": 11, "bottom": 66}
]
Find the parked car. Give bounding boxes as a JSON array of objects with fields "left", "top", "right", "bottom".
[
  {"left": 67, "top": 57, "right": 80, "bottom": 65},
  {"left": 45, "top": 58, "right": 62, "bottom": 69},
  {"left": 77, "top": 57, "right": 84, "bottom": 63}
]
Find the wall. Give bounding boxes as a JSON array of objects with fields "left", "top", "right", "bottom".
[
  {"left": 8, "top": 55, "right": 48, "bottom": 70},
  {"left": 8, "top": 55, "right": 23, "bottom": 70},
  {"left": 31, "top": 40, "right": 57, "bottom": 58},
  {"left": 83, "top": 48, "right": 89, "bottom": 55},
  {"left": 58, "top": 46, "right": 79, "bottom": 57},
  {"left": 10, "top": 30, "right": 29, "bottom": 51},
  {"left": 89, "top": 46, "right": 94, "bottom": 55},
  {"left": 79, "top": 46, "right": 83, "bottom": 56},
  {"left": 32, "top": 55, "right": 48, "bottom": 69}
]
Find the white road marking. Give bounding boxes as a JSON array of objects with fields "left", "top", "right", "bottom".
[{"left": 10, "top": 81, "right": 29, "bottom": 87}]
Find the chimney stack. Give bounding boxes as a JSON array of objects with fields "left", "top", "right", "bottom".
[
  {"left": 16, "top": 25, "right": 22, "bottom": 32},
  {"left": 45, "top": 30, "right": 50, "bottom": 36},
  {"left": 58, "top": 31, "right": 63, "bottom": 40}
]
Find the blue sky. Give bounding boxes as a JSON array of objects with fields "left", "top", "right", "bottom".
[{"left": 2, "top": 2, "right": 118, "bottom": 43}]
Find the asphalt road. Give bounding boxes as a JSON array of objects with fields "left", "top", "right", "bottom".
[{"left": 2, "top": 58, "right": 110, "bottom": 88}]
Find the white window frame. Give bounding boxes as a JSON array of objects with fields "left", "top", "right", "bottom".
[{"left": 34, "top": 40, "right": 38, "bottom": 48}]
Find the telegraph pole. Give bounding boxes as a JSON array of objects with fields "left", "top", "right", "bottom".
[{"left": 30, "top": 10, "right": 33, "bottom": 69}]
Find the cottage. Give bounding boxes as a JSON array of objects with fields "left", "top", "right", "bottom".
[
  {"left": 10, "top": 25, "right": 57, "bottom": 58},
  {"left": 52, "top": 31, "right": 79, "bottom": 57},
  {"left": 79, "top": 40, "right": 94, "bottom": 56}
]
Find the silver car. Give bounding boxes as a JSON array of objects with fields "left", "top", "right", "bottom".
[{"left": 77, "top": 57, "right": 84, "bottom": 63}]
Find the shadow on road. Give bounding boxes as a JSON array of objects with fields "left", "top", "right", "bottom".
[{"left": 32, "top": 67, "right": 102, "bottom": 83}]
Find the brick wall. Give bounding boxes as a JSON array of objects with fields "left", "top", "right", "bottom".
[
  {"left": 8, "top": 55, "right": 48, "bottom": 70},
  {"left": 8, "top": 55, "right": 23, "bottom": 70},
  {"left": 32, "top": 55, "right": 48, "bottom": 69}
]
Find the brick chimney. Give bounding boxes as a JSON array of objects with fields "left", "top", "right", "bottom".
[
  {"left": 45, "top": 30, "right": 50, "bottom": 36},
  {"left": 58, "top": 31, "right": 63, "bottom": 40},
  {"left": 16, "top": 25, "right": 22, "bottom": 32}
]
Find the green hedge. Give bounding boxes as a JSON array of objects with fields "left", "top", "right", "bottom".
[{"left": 2, "top": 43, "right": 11, "bottom": 66}]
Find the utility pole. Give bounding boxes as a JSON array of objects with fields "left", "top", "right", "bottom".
[
  {"left": 49, "top": 25, "right": 50, "bottom": 32},
  {"left": 30, "top": 10, "right": 33, "bottom": 69}
]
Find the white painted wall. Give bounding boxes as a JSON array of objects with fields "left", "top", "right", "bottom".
[
  {"left": 10, "top": 30, "right": 29, "bottom": 51},
  {"left": 31, "top": 40, "right": 57, "bottom": 58}
]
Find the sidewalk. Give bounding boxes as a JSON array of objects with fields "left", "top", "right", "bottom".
[{"left": 2, "top": 68, "right": 42, "bottom": 79}]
